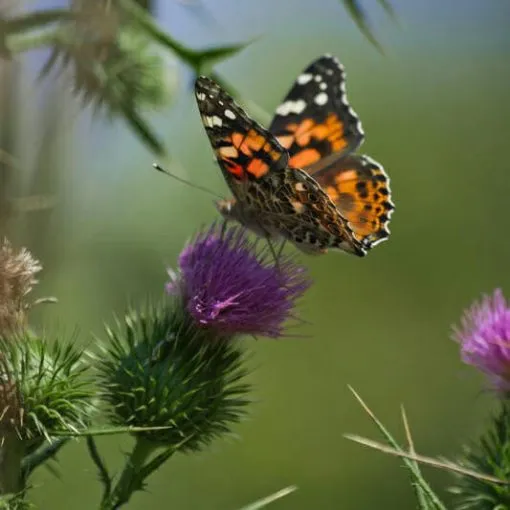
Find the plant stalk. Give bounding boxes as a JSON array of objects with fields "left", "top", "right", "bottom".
[
  {"left": 101, "top": 436, "right": 158, "bottom": 510},
  {"left": 0, "top": 431, "right": 24, "bottom": 495}
]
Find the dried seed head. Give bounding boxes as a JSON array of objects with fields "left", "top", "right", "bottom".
[{"left": 0, "top": 239, "right": 42, "bottom": 334}]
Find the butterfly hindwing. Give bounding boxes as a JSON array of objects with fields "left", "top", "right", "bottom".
[
  {"left": 277, "top": 167, "right": 367, "bottom": 256},
  {"left": 269, "top": 54, "right": 365, "bottom": 170},
  {"left": 312, "top": 154, "right": 394, "bottom": 248},
  {"left": 195, "top": 77, "right": 288, "bottom": 197}
]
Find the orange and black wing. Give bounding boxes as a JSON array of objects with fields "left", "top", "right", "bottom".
[
  {"left": 268, "top": 54, "right": 364, "bottom": 170},
  {"left": 195, "top": 76, "right": 288, "bottom": 198},
  {"left": 312, "top": 154, "right": 394, "bottom": 249}
]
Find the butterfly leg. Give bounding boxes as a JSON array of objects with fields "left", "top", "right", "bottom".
[
  {"left": 266, "top": 238, "right": 287, "bottom": 269},
  {"left": 266, "top": 238, "right": 280, "bottom": 267},
  {"left": 219, "top": 218, "right": 229, "bottom": 239},
  {"left": 276, "top": 239, "right": 286, "bottom": 260}
]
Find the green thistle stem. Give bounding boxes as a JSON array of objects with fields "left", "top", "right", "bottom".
[
  {"left": 21, "top": 437, "right": 69, "bottom": 480},
  {"left": 0, "top": 431, "right": 24, "bottom": 495},
  {"left": 102, "top": 437, "right": 159, "bottom": 510}
]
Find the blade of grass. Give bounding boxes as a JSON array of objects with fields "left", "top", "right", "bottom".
[
  {"left": 401, "top": 406, "right": 430, "bottom": 509},
  {"left": 345, "top": 434, "right": 509, "bottom": 485},
  {"left": 347, "top": 386, "right": 447, "bottom": 509},
  {"left": 238, "top": 486, "right": 298, "bottom": 510}
]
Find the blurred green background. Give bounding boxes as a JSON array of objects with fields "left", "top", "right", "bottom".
[{"left": 3, "top": 0, "right": 510, "bottom": 508}]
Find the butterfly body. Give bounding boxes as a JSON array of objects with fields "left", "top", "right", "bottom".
[
  {"left": 215, "top": 168, "right": 366, "bottom": 256},
  {"left": 196, "top": 55, "right": 394, "bottom": 256}
]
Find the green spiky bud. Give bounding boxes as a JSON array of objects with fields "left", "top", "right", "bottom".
[
  {"left": 0, "top": 331, "right": 95, "bottom": 448},
  {"left": 0, "top": 494, "right": 32, "bottom": 510},
  {"left": 96, "top": 300, "right": 251, "bottom": 451},
  {"left": 450, "top": 402, "right": 510, "bottom": 509}
]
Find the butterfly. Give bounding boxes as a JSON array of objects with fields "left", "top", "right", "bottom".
[{"left": 195, "top": 54, "right": 394, "bottom": 256}]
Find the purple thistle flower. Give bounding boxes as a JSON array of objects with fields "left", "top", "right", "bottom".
[
  {"left": 167, "top": 224, "right": 311, "bottom": 338},
  {"left": 453, "top": 288, "right": 510, "bottom": 391}
]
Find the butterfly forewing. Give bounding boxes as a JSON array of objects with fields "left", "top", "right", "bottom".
[
  {"left": 269, "top": 54, "right": 365, "bottom": 170},
  {"left": 195, "top": 77, "right": 288, "bottom": 196}
]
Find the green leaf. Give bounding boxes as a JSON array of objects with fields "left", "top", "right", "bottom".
[
  {"left": 340, "top": 0, "right": 384, "bottom": 52},
  {"left": 120, "top": 107, "right": 166, "bottom": 157},
  {"left": 118, "top": 0, "right": 250, "bottom": 73},
  {"left": 377, "top": 0, "right": 397, "bottom": 20},
  {"left": 118, "top": 0, "right": 196, "bottom": 62},
  {"left": 133, "top": 0, "right": 154, "bottom": 12},
  {"left": 193, "top": 40, "right": 254, "bottom": 74}
]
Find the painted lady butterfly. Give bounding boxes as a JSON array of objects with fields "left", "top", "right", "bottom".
[{"left": 195, "top": 54, "right": 394, "bottom": 256}]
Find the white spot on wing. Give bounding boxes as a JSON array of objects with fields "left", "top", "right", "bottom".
[
  {"left": 314, "top": 75, "right": 322, "bottom": 82},
  {"left": 314, "top": 92, "right": 328, "bottom": 105},
  {"left": 224, "top": 109, "right": 236, "bottom": 120},
  {"left": 275, "top": 99, "right": 307, "bottom": 116},
  {"left": 204, "top": 115, "right": 223, "bottom": 127},
  {"left": 196, "top": 92, "right": 206, "bottom": 101},
  {"left": 319, "top": 82, "right": 327, "bottom": 90},
  {"left": 297, "top": 73, "right": 313, "bottom": 85}
]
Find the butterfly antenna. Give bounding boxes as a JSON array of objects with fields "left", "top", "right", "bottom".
[{"left": 153, "top": 163, "right": 223, "bottom": 199}]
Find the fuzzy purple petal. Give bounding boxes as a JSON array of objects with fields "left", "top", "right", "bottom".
[
  {"left": 453, "top": 289, "right": 510, "bottom": 390},
  {"left": 168, "top": 224, "right": 311, "bottom": 338}
]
